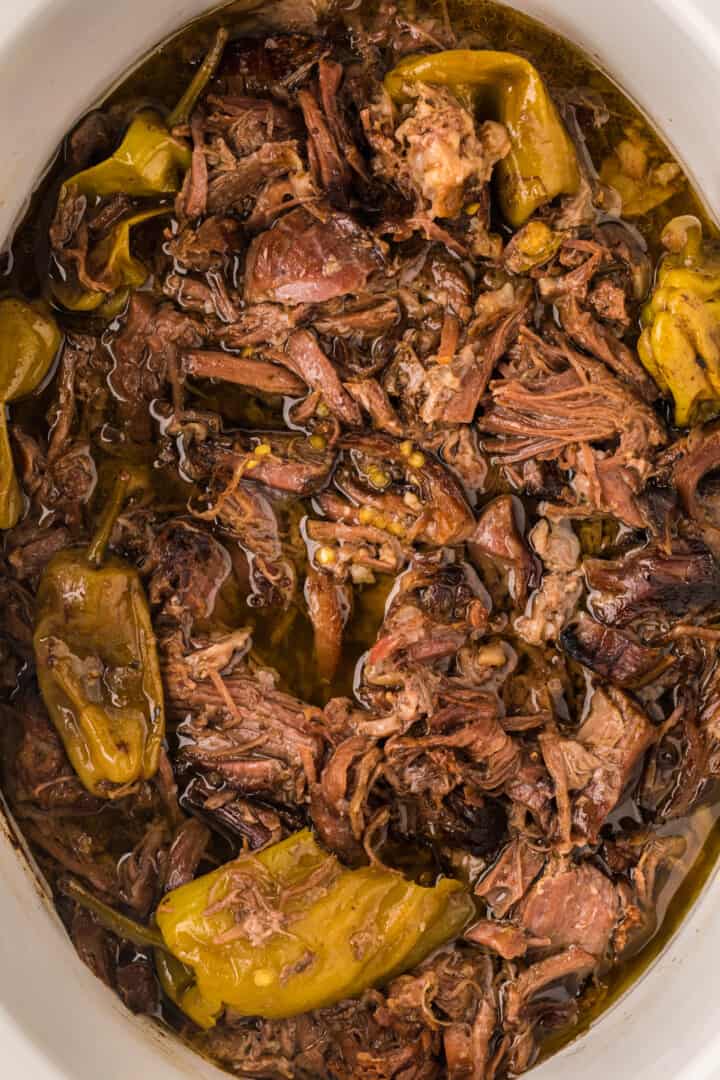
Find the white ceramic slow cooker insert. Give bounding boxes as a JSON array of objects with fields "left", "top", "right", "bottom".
[{"left": 1, "top": 1, "right": 720, "bottom": 1077}]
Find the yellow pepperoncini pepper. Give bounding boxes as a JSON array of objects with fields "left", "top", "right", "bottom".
[
  {"left": 385, "top": 50, "right": 580, "bottom": 227},
  {"left": 53, "top": 207, "right": 170, "bottom": 315},
  {"left": 0, "top": 298, "right": 62, "bottom": 529},
  {"left": 504, "top": 220, "right": 564, "bottom": 274},
  {"left": 638, "top": 215, "right": 720, "bottom": 426},
  {"left": 155, "top": 951, "right": 221, "bottom": 1030},
  {"left": 61, "top": 875, "right": 215, "bottom": 1024},
  {"left": 599, "top": 124, "right": 685, "bottom": 217},
  {"left": 63, "top": 28, "right": 228, "bottom": 200},
  {"left": 68, "top": 111, "right": 191, "bottom": 199},
  {"left": 155, "top": 829, "right": 474, "bottom": 1025},
  {"left": 33, "top": 471, "right": 165, "bottom": 796},
  {"left": 52, "top": 29, "right": 228, "bottom": 317}
]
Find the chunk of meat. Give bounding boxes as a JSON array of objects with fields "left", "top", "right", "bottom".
[
  {"left": 212, "top": 302, "right": 304, "bottom": 349},
  {"left": 541, "top": 686, "right": 655, "bottom": 844},
  {"left": 401, "top": 246, "right": 474, "bottom": 323},
  {"left": 471, "top": 496, "right": 539, "bottom": 607},
  {"left": 118, "top": 821, "right": 170, "bottom": 917},
  {"left": 368, "top": 83, "right": 510, "bottom": 220},
  {"left": 610, "top": 833, "right": 687, "bottom": 952},
  {"left": 106, "top": 295, "right": 203, "bottom": 442},
  {"left": 182, "top": 775, "right": 285, "bottom": 850},
  {"left": 385, "top": 278, "right": 530, "bottom": 429},
  {"left": 167, "top": 215, "right": 242, "bottom": 273},
  {"left": 537, "top": 236, "right": 655, "bottom": 396},
  {"left": 116, "top": 957, "right": 160, "bottom": 1015},
  {"left": 427, "top": 426, "right": 489, "bottom": 498},
  {"left": 341, "top": 433, "right": 476, "bottom": 547},
  {"left": 317, "top": 58, "right": 370, "bottom": 185},
  {"left": 553, "top": 292, "right": 655, "bottom": 397},
  {"left": 69, "top": 908, "right": 114, "bottom": 989},
  {"left": 205, "top": 992, "right": 440, "bottom": 1079},
  {"left": 1, "top": 697, "right": 101, "bottom": 814},
  {"left": 67, "top": 110, "right": 117, "bottom": 169},
  {"left": 514, "top": 570, "right": 584, "bottom": 646},
  {"left": 207, "top": 141, "right": 304, "bottom": 214},
  {"left": 184, "top": 350, "right": 306, "bottom": 395},
  {"left": 244, "top": 169, "right": 318, "bottom": 232},
  {"left": 204, "top": 94, "right": 300, "bottom": 157},
  {"left": 305, "top": 566, "right": 351, "bottom": 683},
  {"left": 314, "top": 298, "right": 400, "bottom": 341},
  {"left": 196, "top": 482, "right": 297, "bottom": 608},
  {"left": 146, "top": 520, "right": 231, "bottom": 628},
  {"left": 163, "top": 271, "right": 238, "bottom": 322},
  {"left": 164, "top": 663, "right": 324, "bottom": 806},
  {"left": 444, "top": 999, "right": 496, "bottom": 1080},
  {"left": 185, "top": 427, "right": 335, "bottom": 498},
  {"left": 244, "top": 207, "right": 381, "bottom": 304},
  {"left": 386, "top": 700, "right": 520, "bottom": 795},
  {"left": 50, "top": 331, "right": 111, "bottom": 442},
  {"left": 424, "top": 283, "right": 532, "bottom": 425},
  {"left": 589, "top": 278, "right": 630, "bottom": 324},
  {"left": 571, "top": 688, "right": 655, "bottom": 840},
  {"left": 585, "top": 543, "right": 720, "bottom": 630},
  {"left": 177, "top": 113, "right": 209, "bottom": 219},
  {"left": 11, "top": 418, "right": 96, "bottom": 538},
  {"left": 310, "top": 735, "right": 381, "bottom": 861},
  {"left": 366, "top": 562, "right": 488, "bottom": 677},
  {"left": 483, "top": 327, "right": 662, "bottom": 464},
  {"left": 345, "top": 378, "right": 404, "bottom": 435},
  {"left": 306, "top": 512, "right": 409, "bottom": 584},
  {"left": 517, "top": 859, "right": 619, "bottom": 957},
  {"left": 7, "top": 525, "right": 71, "bottom": 587},
  {"left": 503, "top": 946, "right": 596, "bottom": 1027},
  {"left": 383, "top": 950, "right": 496, "bottom": 1079},
  {"left": 298, "top": 84, "right": 351, "bottom": 204},
  {"left": 479, "top": 328, "right": 666, "bottom": 525},
  {"left": 163, "top": 818, "right": 211, "bottom": 892},
  {"left": 0, "top": 579, "right": 34, "bottom": 693},
  {"left": 464, "top": 920, "right": 549, "bottom": 960},
  {"left": 673, "top": 424, "right": 720, "bottom": 554},
  {"left": 283, "top": 330, "right": 362, "bottom": 425},
  {"left": 475, "top": 838, "right": 546, "bottom": 919},
  {"left": 561, "top": 613, "right": 670, "bottom": 688},
  {"left": 529, "top": 517, "right": 580, "bottom": 574}
]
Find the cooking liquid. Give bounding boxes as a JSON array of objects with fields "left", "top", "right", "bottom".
[{"left": 2, "top": 0, "right": 719, "bottom": 1069}]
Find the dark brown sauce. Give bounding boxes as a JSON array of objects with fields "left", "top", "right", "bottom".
[{"left": 2, "top": 0, "right": 719, "bottom": 1068}]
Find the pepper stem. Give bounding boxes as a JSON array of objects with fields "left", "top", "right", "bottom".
[
  {"left": 86, "top": 469, "right": 132, "bottom": 567},
  {"left": 168, "top": 27, "right": 229, "bottom": 128},
  {"left": 61, "top": 876, "right": 167, "bottom": 951},
  {"left": 662, "top": 214, "right": 703, "bottom": 259},
  {"left": 0, "top": 408, "right": 24, "bottom": 530}
]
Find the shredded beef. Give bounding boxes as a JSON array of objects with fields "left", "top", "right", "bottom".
[
  {"left": 1, "top": 7, "right": 715, "bottom": 1080},
  {"left": 365, "top": 83, "right": 510, "bottom": 220},
  {"left": 585, "top": 543, "right": 720, "bottom": 631},
  {"left": 561, "top": 613, "right": 669, "bottom": 688}
]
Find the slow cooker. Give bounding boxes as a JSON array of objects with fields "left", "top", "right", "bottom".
[{"left": 1, "top": 1, "right": 719, "bottom": 1076}]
